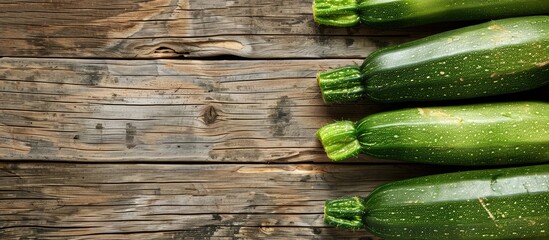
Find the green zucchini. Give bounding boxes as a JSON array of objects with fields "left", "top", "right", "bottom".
[
  {"left": 313, "top": 0, "right": 549, "bottom": 27},
  {"left": 316, "top": 101, "right": 549, "bottom": 165},
  {"left": 318, "top": 16, "right": 549, "bottom": 103},
  {"left": 325, "top": 164, "right": 549, "bottom": 239}
]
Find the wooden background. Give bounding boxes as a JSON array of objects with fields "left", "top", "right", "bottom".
[{"left": 0, "top": 1, "right": 546, "bottom": 239}]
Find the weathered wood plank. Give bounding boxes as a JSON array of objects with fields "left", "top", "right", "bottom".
[
  {"left": 2, "top": 57, "right": 546, "bottom": 163},
  {"left": 0, "top": 0, "right": 453, "bottom": 58},
  {"left": 0, "top": 162, "right": 457, "bottom": 239},
  {"left": 0, "top": 227, "right": 380, "bottom": 240},
  {"left": 0, "top": 57, "right": 399, "bottom": 163}
]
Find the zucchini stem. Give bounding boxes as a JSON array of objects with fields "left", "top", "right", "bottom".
[
  {"left": 313, "top": 0, "right": 360, "bottom": 27},
  {"left": 316, "top": 120, "right": 362, "bottom": 161},
  {"left": 317, "top": 66, "right": 365, "bottom": 104},
  {"left": 324, "top": 196, "right": 367, "bottom": 230}
]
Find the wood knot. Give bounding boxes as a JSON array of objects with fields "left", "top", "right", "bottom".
[
  {"left": 125, "top": 123, "right": 137, "bottom": 149},
  {"left": 269, "top": 96, "right": 293, "bottom": 137},
  {"left": 212, "top": 214, "right": 222, "bottom": 221},
  {"left": 259, "top": 220, "right": 278, "bottom": 235},
  {"left": 154, "top": 46, "right": 177, "bottom": 54},
  {"left": 203, "top": 105, "right": 218, "bottom": 125},
  {"left": 259, "top": 226, "right": 274, "bottom": 235}
]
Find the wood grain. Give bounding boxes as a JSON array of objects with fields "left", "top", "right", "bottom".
[
  {"left": 1, "top": 57, "right": 404, "bottom": 163},
  {"left": 0, "top": 0, "right": 455, "bottom": 59},
  {"left": 2, "top": 57, "right": 546, "bottom": 163},
  {"left": 0, "top": 162, "right": 456, "bottom": 239},
  {"left": 2, "top": 1, "right": 545, "bottom": 239}
]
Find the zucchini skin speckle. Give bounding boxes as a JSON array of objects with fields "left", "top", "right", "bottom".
[
  {"left": 313, "top": 0, "right": 549, "bottom": 27},
  {"left": 318, "top": 16, "right": 549, "bottom": 103},
  {"left": 317, "top": 101, "right": 549, "bottom": 165},
  {"left": 325, "top": 164, "right": 549, "bottom": 239}
]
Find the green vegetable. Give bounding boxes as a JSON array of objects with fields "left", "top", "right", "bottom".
[
  {"left": 325, "top": 164, "right": 549, "bottom": 239},
  {"left": 318, "top": 16, "right": 549, "bottom": 103},
  {"left": 316, "top": 101, "right": 549, "bottom": 165},
  {"left": 313, "top": 0, "right": 549, "bottom": 27}
]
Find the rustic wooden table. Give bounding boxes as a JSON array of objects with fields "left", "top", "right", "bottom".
[{"left": 1, "top": 1, "right": 547, "bottom": 239}]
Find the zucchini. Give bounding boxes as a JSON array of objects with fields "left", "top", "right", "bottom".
[
  {"left": 318, "top": 16, "right": 549, "bottom": 103},
  {"left": 313, "top": 0, "right": 549, "bottom": 27},
  {"left": 324, "top": 164, "right": 549, "bottom": 239},
  {"left": 316, "top": 101, "right": 549, "bottom": 165}
]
